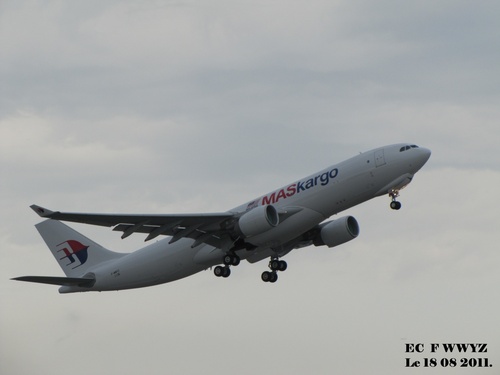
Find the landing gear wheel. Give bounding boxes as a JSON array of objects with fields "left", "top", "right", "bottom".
[
  {"left": 278, "top": 260, "right": 287, "bottom": 271},
  {"left": 214, "top": 266, "right": 225, "bottom": 277},
  {"left": 270, "top": 259, "right": 288, "bottom": 272},
  {"left": 269, "top": 272, "right": 278, "bottom": 283},
  {"left": 261, "top": 271, "right": 271, "bottom": 282},
  {"left": 270, "top": 260, "right": 280, "bottom": 271},
  {"left": 231, "top": 256, "right": 240, "bottom": 266},
  {"left": 223, "top": 254, "right": 240, "bottom": 266},
  {"left": 261, "top": 271, "right": 278, "bottom": 283},
  {"left": 390, "top": 201, "right": 402, "bottom": 210},
  {"left": 214, "top": 266, "right": 231, "bottom": 278}
]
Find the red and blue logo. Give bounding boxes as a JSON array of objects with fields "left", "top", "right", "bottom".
[{"left": 57, "top": 240, "right": 89, "bottom": 269}]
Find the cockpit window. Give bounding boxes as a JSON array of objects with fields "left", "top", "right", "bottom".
[{"left": 400, "top": 144, "right": 420, "bottom": 152}]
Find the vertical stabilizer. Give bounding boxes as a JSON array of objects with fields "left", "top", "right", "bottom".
[{"left": 35, "top": 220, "right": 124, "bottom": 277}]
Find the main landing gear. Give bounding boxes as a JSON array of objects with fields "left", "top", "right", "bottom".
[
  {"left": 214, "top": 253, "right": 240, "bottom": 279},
  {"left": 261, "top": 258, "right": 287, "bottom": 283},
  {"left": 214, "top": 253, "right": 288, "bottom": 283},
  {"left": 389, "top": 190, "right": 402, "bottom": 210}
]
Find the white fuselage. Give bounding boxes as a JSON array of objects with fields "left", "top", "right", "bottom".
[{"left": 60, "top": 143, "right": 431, "bottom": 292}]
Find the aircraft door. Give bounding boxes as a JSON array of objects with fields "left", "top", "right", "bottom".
[{"left": 374, "top": 149, "right": 386, "bottom": 167}]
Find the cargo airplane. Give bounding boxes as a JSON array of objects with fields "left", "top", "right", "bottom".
[{"left": 13, "top": 143, "right": 431, "bottom": 293}]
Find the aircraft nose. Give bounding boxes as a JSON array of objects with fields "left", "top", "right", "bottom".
[
  {"left": 420, "top": 147, "right": 431, "bottom": 163},
  {"left": 414, "top": 147, "right": 431, "bottom": 170}
]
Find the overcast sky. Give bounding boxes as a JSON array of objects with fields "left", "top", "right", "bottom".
[{"left": 1, "top": 1, "right": 499, "bottom": 374}]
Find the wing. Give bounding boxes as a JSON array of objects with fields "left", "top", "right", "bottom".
[{"left": 31, "top": 204, "right": 236, "bottom": 248}]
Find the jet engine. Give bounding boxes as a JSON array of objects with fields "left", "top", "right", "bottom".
[
  {"left": 237, "top": 205, "right": 279, "bottom": 238},
  {"left": 314, "top": 216, "right": 360, "bottom": 248}
]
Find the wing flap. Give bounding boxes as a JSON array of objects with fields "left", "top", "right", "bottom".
[{"left": 12, "top": 276, "right": 95, "bottom": 287}]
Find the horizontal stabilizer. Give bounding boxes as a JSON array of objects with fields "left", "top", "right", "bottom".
[{"left": 12, "top": 276, "right": 95, "bottom": 287}]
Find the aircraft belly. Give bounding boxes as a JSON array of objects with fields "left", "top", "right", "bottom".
[
  {"left": 193, "top": 245, "right": 224, "bottom": 266},
  {"left": 92, "top": 239, "right": 206, "bottom": 290}
]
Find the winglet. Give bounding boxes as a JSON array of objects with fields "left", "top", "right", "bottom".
[{"left": 30, "top": 204, "right": 56, "bottom": 218}]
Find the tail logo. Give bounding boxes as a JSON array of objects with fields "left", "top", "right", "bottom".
[{"left": 57, "top": 240, "right": 89, "bottom": 269}]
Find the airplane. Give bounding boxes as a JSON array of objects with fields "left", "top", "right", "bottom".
[{"left": 12, "top": 143, "right": 431, "bottom": 293}]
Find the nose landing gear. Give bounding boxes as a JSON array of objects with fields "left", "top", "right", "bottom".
[{"left": 389, "top": 190, "right": 402, "bottom": 210}]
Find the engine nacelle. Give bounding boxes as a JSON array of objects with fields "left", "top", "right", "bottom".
[
  {"left": 237, "top": 205, "right": 279, "bottom": 238},
  {"left": 314, "top": 216, "right": 360, "bottom": 248}
]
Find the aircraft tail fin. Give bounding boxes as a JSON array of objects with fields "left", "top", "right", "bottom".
[{"left": 35, "top": 219, "right": 124, "bottom": 277}]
